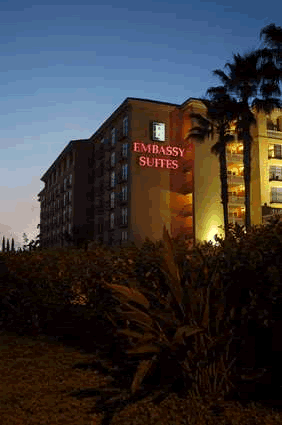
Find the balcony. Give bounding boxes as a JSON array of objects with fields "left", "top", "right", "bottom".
[
  {"left": 228, "top": 195, "right": 245, "bottom": 205},
  {"left": 228, "top": 214, "right": 245, "bottom": 224},
  {"left": 267, "top": 130, "right": 282, "bottom": 140},
  {"left": 227, "top": 172, "right": 244, "bottom": 183},
  {"left": 226, "top": 152, "right": 243, "bottom": 163},
  {"left": 270, "top": 199, "right": 282, "bottom": 204}
]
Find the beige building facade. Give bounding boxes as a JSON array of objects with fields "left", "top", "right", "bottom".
[{"left": 38, "top": 97, "right": 282, "bottom": 250}]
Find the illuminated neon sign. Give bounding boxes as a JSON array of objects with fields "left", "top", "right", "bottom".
[{"left": 132, "top": 141, "right": 192, "bottom": 170}]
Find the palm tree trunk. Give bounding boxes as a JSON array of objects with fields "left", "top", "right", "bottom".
[
  {"left": 218, "top": 134, "right": 229, "bottom": 238},
  {"left": 242, "top": 130, "right": 252, "bottom": 231}
]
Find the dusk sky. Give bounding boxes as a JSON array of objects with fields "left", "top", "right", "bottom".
[{"left": 0, "top": 0, "right": 281, "bottom": 250}]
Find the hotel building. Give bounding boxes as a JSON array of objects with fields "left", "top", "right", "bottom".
[{"left": 37, "top": 97, "right": 282, "bottom": 250}]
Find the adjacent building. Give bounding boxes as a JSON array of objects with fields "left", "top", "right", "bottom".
[{"left": 37, "top": 97, "right": 282, "bottom": 250}]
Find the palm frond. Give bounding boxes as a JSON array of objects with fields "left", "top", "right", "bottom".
[
  {"left": 103, "top": 283, "right": 150, "bottom": 309},
  {"left": 212, "top": 69, "right": 230, "bottom": 85}
]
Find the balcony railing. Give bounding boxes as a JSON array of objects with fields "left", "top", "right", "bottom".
[
  {"left": 228, "top": 214, "right": 245, "bottom": 223},
  {"left": 270, "top": 198, "right": 282, "bottom": 204},
  {"left": 226, "top": 152, "right": 243, "bottom": 163},
  {"left": 267, "top": 130, "right": 282, "bottom": 140},
  {"left": 228, "top": 195, "right": 245, "bottom": 205},
  {"left": 227, "top": 173, "right": 244, "bottom": 183}
]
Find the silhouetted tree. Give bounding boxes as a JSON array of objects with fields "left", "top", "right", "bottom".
[
  {"left": 1, "top": 236, "right": 5, "bottom": 252},
  {"left": 6, "top": 239, "right": 10, "bottom": 252},
  {"left": 11, "top": 238, "right": 15, "bottom": 252},
  {"left": 212, "top": 51, "right": 282, "bottom": 230}
]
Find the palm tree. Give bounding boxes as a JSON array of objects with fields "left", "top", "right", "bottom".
[
  {"left": 187, "top": 86, "right": 239, "bottom": 238},
  {"left": 260, "top": 23, "right": 282, "bottom": 69},
  {"left": 212, "top": 51, "right": 282, "bottom": 230}
]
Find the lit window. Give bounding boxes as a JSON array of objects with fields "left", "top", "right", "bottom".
[
  {"left": 271, "top": 187, "right": 282, "bottom": 203},
  {"left": 111, "top": 152, "right": 115, "bottom": 167},
  {"left": 111, "top": 192, "right": 115, "bottom": 208},
  {"left": 122, "top": 164, "right": 128, "bottom": 181},
  {"left": 123, "top": 117, "right": 128, "bottom": 136},
  {"left": 121, "top": 231, "right": 128, "bottom": 241},
  {"left": 110, "top": 213, "right": 115, "bottom": 229},
  {"left": 111, "top": 128, "right": 116, "bottom": 146},
  {"left": 101, "top": 138, "right": 104, "bottom": 144},
  {"left": 122, "top": 143, "right": 128, "bottom": 157},
  {"left": 122, "top": 208, "right": 128, "bottom": 225},
  {"left": 111, "top": 171, "right": 115, "bottom": 188},
  {"left": 270, "top": 165, "right": 282, "bottom": 180},
  {"left": 122, "top": 185, "right": 127, "bottom": 201}
]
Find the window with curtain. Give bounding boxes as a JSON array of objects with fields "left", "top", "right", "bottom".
[{"left": 110, "top": 192, "right": 115, "bottom": 208}]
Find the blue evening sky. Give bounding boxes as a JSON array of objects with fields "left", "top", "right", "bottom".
[{"left": 0, "top": 0, "right": 280, "bottom": 249}]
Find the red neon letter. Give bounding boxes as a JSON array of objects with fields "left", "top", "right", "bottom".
[
  {"left": 133, "top": 142, "right": 140, "bottom": 152},
  {"left": 140, "top": 143, "right": 151, "bottom": 153},
  {"left": 139, "top": 156, "right": 146, "bottom": 166},
  {"left": 152, "top": 144, "right": 159, "bottom": 154},
  {"left": 178, "top": 148, "right": 185, "bottom": 157}
]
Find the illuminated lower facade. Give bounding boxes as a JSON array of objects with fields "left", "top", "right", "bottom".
[{"left": 38, "top": 97, "right": 282, "bottom": 250}]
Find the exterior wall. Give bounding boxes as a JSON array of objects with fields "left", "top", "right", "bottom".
[
  {"left": 184, "top": 100, "right": 224, "bottom": 244},
  {"left": 130, "top": 100, "right": 176, "bottom": 247},
  {"left": 38, "top": 98, "right": 282, "bottom": 251},
  {"left": 72, "top": 142, "right": 95, "bottom": 246},
  {"left": 256, "top": 109, "right": 282, "bottom": 220}
]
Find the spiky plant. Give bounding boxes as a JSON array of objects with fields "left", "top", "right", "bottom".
[{"left": 70, "top": 225, "right": 239, "bottom": 424}]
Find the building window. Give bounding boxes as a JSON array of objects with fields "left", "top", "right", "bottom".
[
  {"left": 121, "top": 231, "right": 128, "bottom": 241},
  {"left": 122, "top": 164, "right": 128, "bottom": 181},
  {"left": 67, "top": 155, "right": 70, "bottom": 169},
  {"left": 68, "top": 190, "right": 72, "bottom": 203},
  {"left": 122, "top": 143, "right": 128, "bottom": 157},
  {"left": 269, "top": 144, "right": 282, "bottom": 159},
  {"left": 69, "top": 174, "right": 72, "bottom": 185},
  {"left": 111, "top": 171, "right": 115, "bottom": 188},
  {"left": 123, "top": 116, "right": 128, "bottom": 136},
  {"left": 98, "top": 223, "right": 103, "bottom": 233},
  {"left": 111, "top": 128, "right": 116, "bottom": 146},
  {"left": 64, "top": 177, "right": 67, "bottom": 191},
  {"left": 68, "top": 223, "right": 71, "bottom": 234},
  {"left": 101, "top": 138, "right": 104, "bottom": 144},
  {"left": 122, "top": 185, "right": 127, "bottom": 201},
  {"left": 110, "top": 192, "right": 115, "bottom": 208},
  {"left": 270, "top": 165, "right": 282, "bottom": 181},
  {"left": 111, "top": 152, "right": 115, "bottom": 167},
  {"left": 122, "top": 207, "right": 128, "bottom": 225},
  {"left": 271, "top": 187, "right": 282, "bottom": 203},
  {"left": 110, "top": 213, "right": 115, "bottom": 229}
]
